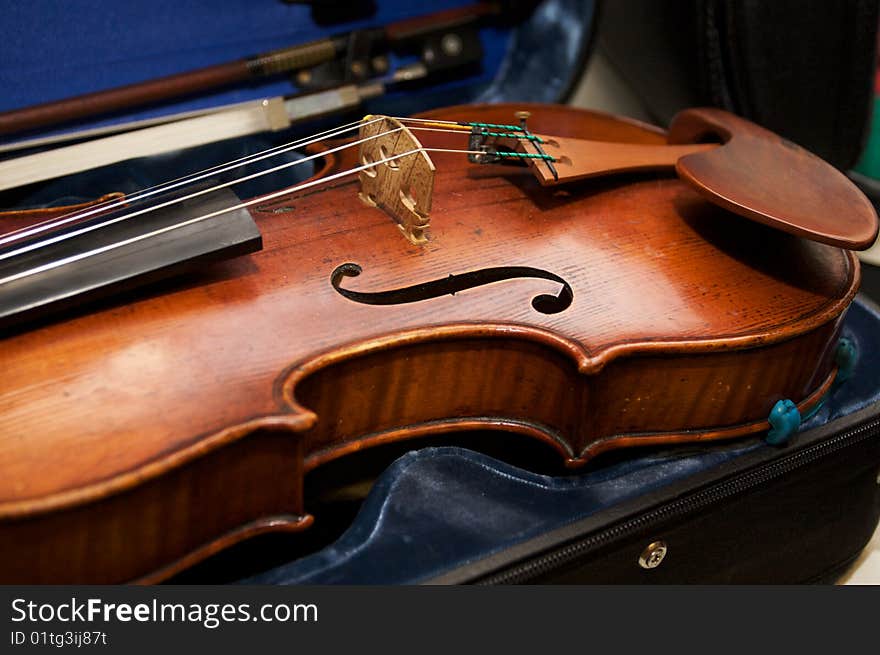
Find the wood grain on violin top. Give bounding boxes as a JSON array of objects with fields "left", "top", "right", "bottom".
[{"left": 0, "top": 104, "right": 857, "bottom": 514}]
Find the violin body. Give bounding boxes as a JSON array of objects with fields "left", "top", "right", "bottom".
[{"left": 0, "top": 103, "right": 862, "bottom": 583}]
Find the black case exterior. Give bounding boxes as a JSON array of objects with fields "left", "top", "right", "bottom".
[{"left": 427, "top": 402, "right": 880, "bottom": 584}]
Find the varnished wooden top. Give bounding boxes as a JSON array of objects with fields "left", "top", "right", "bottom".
[{"left": 669, "top": 107, "right": 879, "bottom": 250}]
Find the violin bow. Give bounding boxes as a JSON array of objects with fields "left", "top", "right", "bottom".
[
  {"left": 0, "top": 2, "right": 505, "bottom": 138},
  {"left": 0, "top": 81, "right": 387, "bottom": 192}
]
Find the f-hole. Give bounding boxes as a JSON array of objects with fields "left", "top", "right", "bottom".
[{"left": 330, "top": 263, "right": 574, "bottom": 314}]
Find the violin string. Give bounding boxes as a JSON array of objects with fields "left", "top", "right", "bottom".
[
  {"left": 0, "top": 117, "right": 382, "bottom": 245},
  {"left": 0, "top": 146, "right": 487, "bottom": 288},
  {"left": 396, "top": 117, "right": 528, "bottom": 133},
  {"left": 0, "top": 120, "right": 504, "bottom": 263},
  {"left": 0, "top": 118, "right": 502, "bottom": 253},
  {"left": 396, "top": 116, "right": 499, "bottom": 127},
  {"left": 0, "top": 117, "right": 386, "bottom": 248},
  {"left": 407, "top": 125, "right": 542, "bottom": 141},
  {"left": 0, "top": 124, "right": 413, "bottom": 263}
]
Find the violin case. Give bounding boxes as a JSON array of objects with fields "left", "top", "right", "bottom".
[{"left": 2, "top": 0, "right": 879, "bottom": 585}]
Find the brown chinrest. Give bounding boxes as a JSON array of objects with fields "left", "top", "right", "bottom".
[
  {"left": 668, "top": 107, "right": 879, "bottom": 250},
  {"left": 533, "top": 107, "right": 878, "bottom": 250}
]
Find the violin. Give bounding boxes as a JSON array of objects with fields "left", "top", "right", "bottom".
[{"left": 0, "top": 102, "right": 876, "bottom": 583}]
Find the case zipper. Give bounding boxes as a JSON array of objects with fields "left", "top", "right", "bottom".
[{"left": 476, "top": 417, "right": 880, "bottom": 584}]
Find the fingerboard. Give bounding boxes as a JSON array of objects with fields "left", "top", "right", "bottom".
[{"left": 0, "top": 187, "right": 261, "bottom": 331}]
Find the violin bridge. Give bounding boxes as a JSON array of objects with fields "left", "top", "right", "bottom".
[{"left": 358, "top": 115, "right": 435, "bottom": 245}]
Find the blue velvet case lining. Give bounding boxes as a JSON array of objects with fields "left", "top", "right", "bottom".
[
  {"left": 246, "top": 296, "right": 880, "bottom": 584},
  {"left": 0, "top": 1, "right": 594, "bottom": 142}
]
